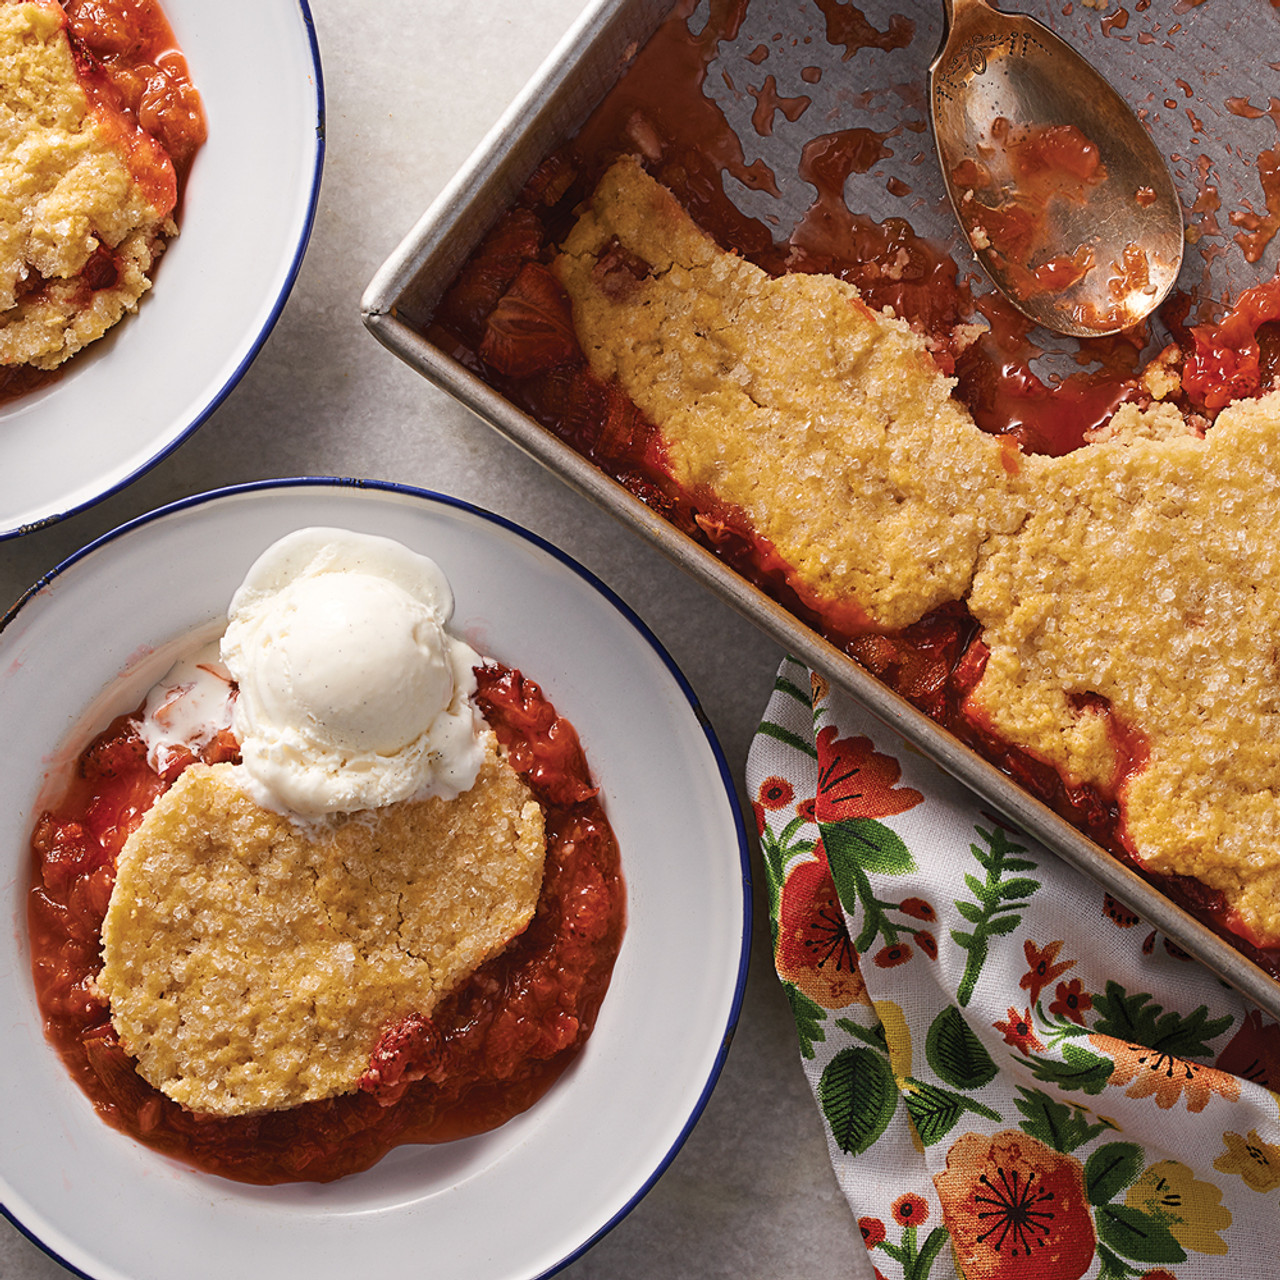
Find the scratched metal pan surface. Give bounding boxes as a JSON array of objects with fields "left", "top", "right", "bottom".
[{"left": 363, "top": 0, "right": 1280, "bottom": 1018}]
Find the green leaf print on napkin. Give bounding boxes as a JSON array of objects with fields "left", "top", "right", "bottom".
[
  {"left": 784, "top": 983, "right": 828, "bottom": 1060},
  {"left": 819, "top": 1046, "right": 897, "bottom": 1156},
  {"left": 901, "top": 1079, "right": 1001, "bottom": 1147},
  {"left": 1014, "top": 1085, "right": 1113, "bottom": 1153},
  {"left": 951, "top": 823, "right": 1041, "bottom": 1006},
  {"left": 1085, "top": 1141, "right": 1146, "bottom": 1204},
  {"left": 820, "top": 818, "right": 925, "bottom": 956},
  {"left": 926, "top": 1006, "right": 999, "bottom": 1090},
  {"left": 1096, "top": 1204, "right": 1187, "bottom": 1265},
  {"left": 823, "top": 817, "right": 916, "bottom": 878},
  {"left": 1020, "top": 1040, "right": 1115, "bottom": 1096},
  {"left": 1092, "top": 982, "right": 1235, "bottom": 1058}
]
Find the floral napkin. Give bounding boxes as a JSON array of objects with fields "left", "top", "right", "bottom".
[{"left": 746, "top": 656, "right": 1280, "bottom": 1280}]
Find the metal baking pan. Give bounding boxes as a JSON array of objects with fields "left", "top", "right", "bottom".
[{"left": 363, "top": 0, "right": 1280, "bottom": 1017}]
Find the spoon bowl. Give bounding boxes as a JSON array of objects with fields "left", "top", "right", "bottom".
[{"left": 930, "top": 0, "right": 1184, "bottom": 337}]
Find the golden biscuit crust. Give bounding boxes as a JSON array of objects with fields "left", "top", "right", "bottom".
[
  {"left": 0, "top": 3, "right": 174, "bottom": 368},
  {"left": 556, "top": 156, "right": 1020, "bottom": 631},
  {"left": 97, "top": 734, "right": 546, "bottom": 1116},
  {"left": 557, "top": 160, "right": 1280, "bottom": 943},
  {"left": 968, "top": 395, "right": 1280, "bottom": 939}
]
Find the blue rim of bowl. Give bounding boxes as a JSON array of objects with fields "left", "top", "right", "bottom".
[
  {"left": 0, "top": 1, "right": 327, "bottom": 544},
  {"left": 1, "top": 475, "right": 753, "bottom": 1280}
]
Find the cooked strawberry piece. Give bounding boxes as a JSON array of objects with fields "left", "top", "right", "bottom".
[
  {"left": 474, "top": 664, "right": 597, "bottom": 808},
  {"left": 83, "top": 1024, "right": 155, "bottom": 1115},
  {"left": 1183, "top": 277, "right": 1280, "bottom": 411},
  {"left": 952, "top": 638, "right": 990, "bottom": 696},
  {"left": 83, "top": 766, "right": 164, "bottom": 855},
  {"left": 81, "top": 241, "right": 120, "bottom": 291},
  {"left": 436, "top": 209, "right": 546, "bottom": 344},
  {"left": 591, "top": 236, "right": 653, "bottom": 300},
  {"left": 359, "top": 1012, "right": 447, "bottom": 1106},
  {"left": 156, "top": 745, "right": 197, "bottom": 783},
  {"left": 80, "top": 726, "right": 148, "bottom": 780},
  {"left": 478, "top": 262, "right": 579, "bottom": 378},
  {"left": 32, "top": 814, "right": 105, "bottom": 894},
  {"left": 200, "top": 728, "right": 240, "bottom": 766},
  {"left": 522, "top": 152, "right": 578, "bottom": 209}
]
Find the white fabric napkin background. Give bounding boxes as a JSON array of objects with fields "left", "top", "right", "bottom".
[{"left": 747, "top": 656, "right": 1280, "bottom": 1280}]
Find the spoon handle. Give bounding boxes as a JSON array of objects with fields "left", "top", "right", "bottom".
[{"left": 940, "top": 0, "right": 995, "bottom": 29}]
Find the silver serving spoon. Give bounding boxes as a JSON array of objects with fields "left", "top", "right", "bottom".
[{"left": 930, "top": 0, "right": 1184, "bottom": 337}]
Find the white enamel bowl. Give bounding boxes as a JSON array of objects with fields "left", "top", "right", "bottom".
[
  {"left": 0, "top": 1, "right": 324, "bottom": 539},
  {"left": 0, "top": 479, "right": 751, "bottom": 1280}
]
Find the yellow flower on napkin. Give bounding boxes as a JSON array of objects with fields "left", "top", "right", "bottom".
[
  {"left": 1124, "top": 1160, "right": 1231, "bottom": 1255},
  {"left": 1213, "top": 1130, "right": 1280, "bottom": 1192}
]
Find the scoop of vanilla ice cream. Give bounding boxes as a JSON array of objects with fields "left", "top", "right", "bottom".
[{"left": 220, "top": 528, "right": 485, "bottom": 818}]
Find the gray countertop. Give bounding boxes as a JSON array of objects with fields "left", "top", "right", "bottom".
[{"left": 1, "top": 2, "right": 865, "bottom": 1276}]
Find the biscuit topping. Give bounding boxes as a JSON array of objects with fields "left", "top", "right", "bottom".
[
  {"left": 557, "top": 157, "right": 1019, "bottom": 632},
  {"left": 0, "top": 2, "right": 177, "bottom": 369},
  {"left": 97, "top": 740, "right": 546, "bottom": 1116},
  {"left": 556, "top": 158, "right": 1280, "bottom": 944}
]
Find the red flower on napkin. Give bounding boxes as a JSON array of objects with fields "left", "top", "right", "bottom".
[
  {"left": 1048, "top": 978, "right": 1092, "bottom": 1026},
  {"left": 757, "top": 776, "right": 795, "bottom": 811},
  {"left": 934, "top": 1130, "right": 1095, "bottom": 1280},
  {"left": 993, "top": 1007, "right": 1044, "bottom": 1054},
  {"left": 873, "top": 942, "right": 914, "bottom": 969},
  {"left": 859, "top": 1216, "right": 886, "bottom": 1247},
  {"left": 775, "top": 854, "right": 867, "bottom": 1008},
  {"left": 754, "top": 776, "right": 795, "bottom": 834},
  {"left": 891, "top": 1192, "right": 929, "bottom": 1226},
  {"left": 1019, "top": 939, "right": 1073, "bottom": 1007},
  {"left": 814, "top": 726, "right": 923, "bottom": 822}
]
